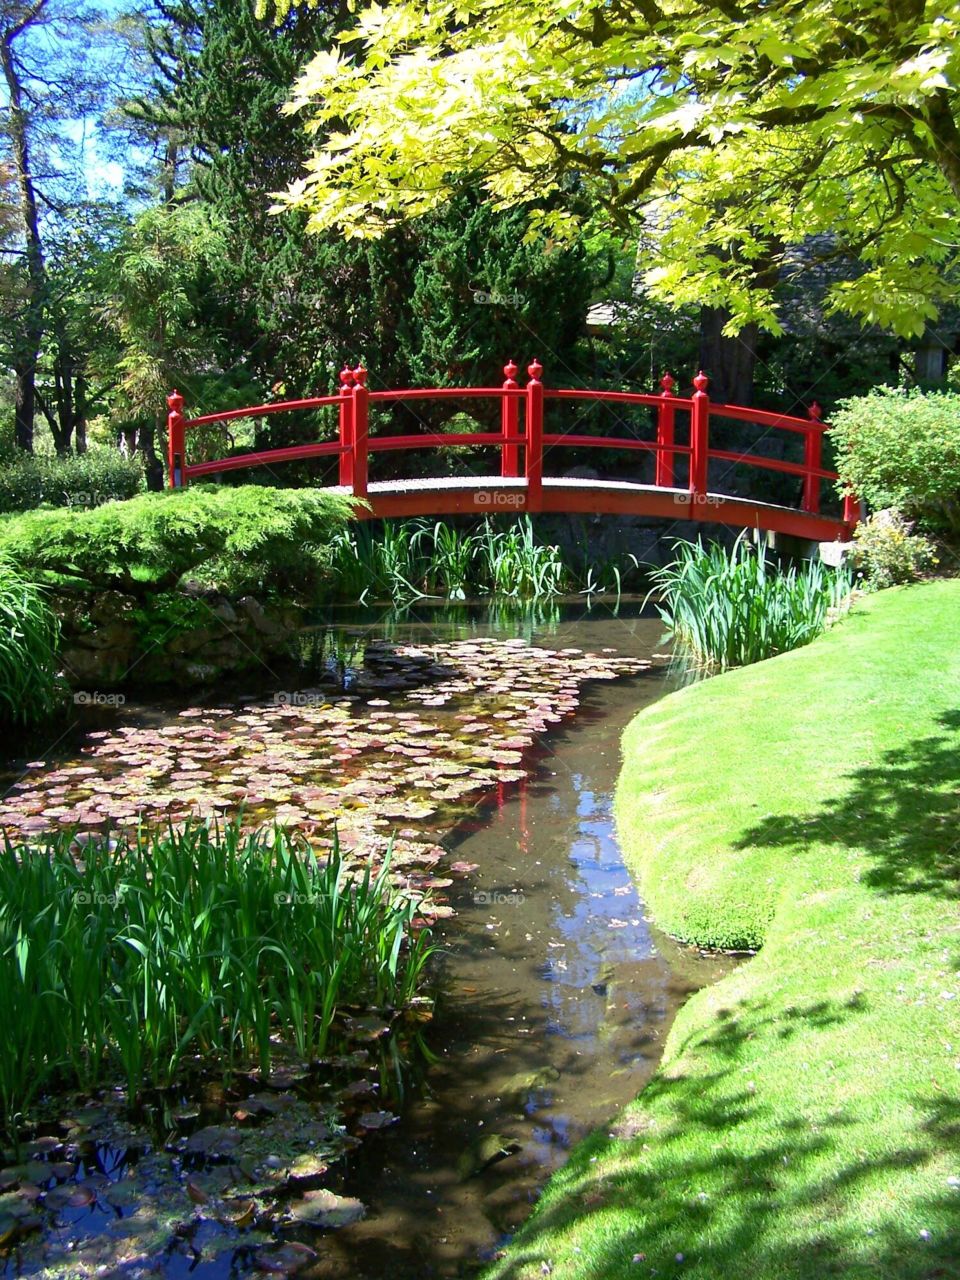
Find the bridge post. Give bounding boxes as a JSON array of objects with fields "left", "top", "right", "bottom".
[
  {"left": 525, "top": 360, "right": 544, "bottom": 511},
  {"left": 351, "top": 364, "right": 369, "bottom": 500},
  {"left": 690, "top": 371, "right": 710, "bottom": 499},
  {"left": 338, "top": 365, "right": 355, "bottom": 488},
  {"left": 803, "top": 401, "right": 823, "bottom": 514},
  {"left": 501, "top": 360, "right": 520, "bottom": 478},
  {"left": 166, "top": 389, "right": 186, "bottom": 489},
  {"left": 655, "top": 372, "right": 676, "bottom": 488}
]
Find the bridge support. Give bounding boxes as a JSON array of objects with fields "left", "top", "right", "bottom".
[{"left": 525, "top": 360, "right": 544, "bottom": 511}]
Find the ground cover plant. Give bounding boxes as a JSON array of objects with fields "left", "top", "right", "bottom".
[
  {"left": 648, "top": 535, "right": 852, "bottom": 670},
  {"left": 0, "top": 556, "right": 63, "bottom": 730},
  {"left": 0, "top": 819, "right": 434, "bottom": 1142},
  {"left": 0, "top": 485, "right": 357, "bottom": 598},
  {"left": 484, "top": 580, "right": 960, "bottom": 1280}
]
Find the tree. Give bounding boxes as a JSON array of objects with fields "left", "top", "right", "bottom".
[
  {"left": 128, "top": 0, "right": 599, "bottom": 452},
  {"left": 274, "top": 0, "right": 960, "bottom": 342}
]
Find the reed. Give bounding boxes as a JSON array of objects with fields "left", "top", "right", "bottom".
[
  {"left": 0, "top": 820, "right": 434, "bottom": 1141},
  {"left": 649, "top": 535, "right": 852, "bottom": 670},
  {"left": 0, "top": 555, "right": 62, "bottom": 729}
]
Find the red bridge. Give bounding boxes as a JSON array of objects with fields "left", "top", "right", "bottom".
[{"left": 166, "top": 362, "right": 860, "bottom": 543}]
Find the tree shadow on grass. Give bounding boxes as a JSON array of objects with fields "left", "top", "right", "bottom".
[
  {"left": 732, "top": 710, "right": 960, "bottom": 898},
  {"left": 492, "top": 995, "right": 960, "bottom": 1280}
]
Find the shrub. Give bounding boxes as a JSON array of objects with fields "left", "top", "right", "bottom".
[
  {"left": 0, "top": 484, "right": 358, "bottom": 599},
  {"left": 0, "top": 820, "right": 434, "bottom": 1137},
  {"left": 0, "top": 557, "right": 63, "bottom": 729},
  {"left": 830, "top": 386, "right": 960, "bottom": 535},
  {"left": 851, "top": 509, "right": 938, "bottom": 590},
  {"left": 0, "top": 449, "right": 144, "bottom": 514},
  {"left": 648, "top": 536, "right": 853, "bottom": 670}
]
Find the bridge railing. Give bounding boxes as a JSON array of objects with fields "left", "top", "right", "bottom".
[{"left": 166, "top": 360, "right": 859, "bottom": 528}]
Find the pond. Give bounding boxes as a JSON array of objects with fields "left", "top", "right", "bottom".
[{"left": 0, "top": 599, "right": 730, "bottom": 1279}]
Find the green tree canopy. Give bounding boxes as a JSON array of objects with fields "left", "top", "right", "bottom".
[{"left": 273, "top": 0, "right": 960, "bottom": 338}]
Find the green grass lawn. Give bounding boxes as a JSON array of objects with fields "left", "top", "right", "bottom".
[{"left": 485, "top": 579, "right": 960, "bottom": 1280}]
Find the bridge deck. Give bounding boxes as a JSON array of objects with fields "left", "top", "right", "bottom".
[{"left": 333, "top": 476, "right": 849, "bottom": 542}]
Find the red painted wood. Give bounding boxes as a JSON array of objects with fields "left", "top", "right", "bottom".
[
  {"left": 502, "top": 361, "right": 520, "bottom": 478},
  {"left": 166, "top": 390, "right": 185, "bottom": 490},
  {"left": 690, "top": 372, "right": 710, "bottom": 498},
  {"left": 339, "top": 365, "right": 355, "bottom": 487},
  {"left": 656, "top": 373, "right": 677, "bottom": 488},
  {"left": 525, "top": 360, "right": 544, "bottom": 511},
  {"left": 352, "top": 365, "right": 369, "bottom": 500},
  {"left": 803, "top": 403, "right": 824, "bottom": 513},
  {"left": 167, "top": 362, "right": 860, "bottom": 540},
  {"left": 183, "top": 395, "right": 341, "bottom": 428},
  {"left": 185, "top": 440, "right": 345, "bottom": 479}
]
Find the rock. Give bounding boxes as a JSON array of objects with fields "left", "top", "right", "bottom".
[{"left": 457, "top": 1133, "right": 522, "bottom": 1180}]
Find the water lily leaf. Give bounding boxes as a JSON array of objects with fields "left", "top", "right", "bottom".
[
  {"left": 357, "top": 1111, "right": 397, "bottom": 1131},
  {"left": 253, "top": 1241, "right": 318, "bottom": 1274},
  {"left": 287, "top": 1188, "right": 365, "bottom": 1228}
]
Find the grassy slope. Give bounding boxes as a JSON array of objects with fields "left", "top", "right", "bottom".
[{"left": 485, "top": 580, "right": 960, "bottom": 1280}]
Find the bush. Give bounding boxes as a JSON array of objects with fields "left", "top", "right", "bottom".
[
  {"left": 648, "top": 536, "right": 853, "bottom": 670},
  {"left": 0, "top": 449, "right": 144, "bottom": 514},
  {"left": 0, "top": 484, "right": 358, "bottom": 599},
  {"left": 0, "top": 557, "right": 63, "bottom": 729},
  {"left": 851, "top": 509, "right": 939, "bottom": 590},
  {"left": 830, "top": 386, "right": 960, "bottom": 535}
]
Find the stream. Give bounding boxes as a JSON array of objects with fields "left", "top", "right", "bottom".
[
  {"left": 1, "top": 598, "right": 730, "bottom": 1279},
  {"left": 291, "top": 600, "right": 729, "bottom": 1278}
]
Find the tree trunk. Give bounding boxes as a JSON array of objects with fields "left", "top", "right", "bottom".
[
  {"left": 1, "top": 21, "right": 47, "bottom": 454},
  {"left": 141, "top": 416, "right": 165, "bottom": 490},
  {"left": 75, "top": 372, "right": 87, "bottom": 453},
  {"left": 698, "top": 307, "right": 758, "bottom": 406}
]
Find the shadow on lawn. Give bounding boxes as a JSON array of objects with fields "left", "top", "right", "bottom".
[
  {"left": 493, "top": 995, "right": 960, "bottom": 1280},
  {"left": 732, "top": 709, "right": 960, "bottom": 898}
]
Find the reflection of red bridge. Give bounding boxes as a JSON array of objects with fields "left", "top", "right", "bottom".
[{"left": 167, "top": 361, "right": 860, "bottom": 542}]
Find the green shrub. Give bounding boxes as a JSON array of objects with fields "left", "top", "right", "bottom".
[
  {"left": 0, "top": 557, "right": 63, "bottom": 729},
  {"left": 851, "top": 509, "right": 939, "bottom": 590},
  {"left": 0, "top": 449, "right": 144, "bottom": 514},
  {"left": 649, "top": 536, "right": 853, "bottom": 670},
  {"left": 0, "top": 820, "right": 434, "bottom": 1137},
  {"left": 0, "top": 485, "right": 358, "bottom": 599},
  {"left": 830, "top": 386, "right": 960, "bottom": 534}
]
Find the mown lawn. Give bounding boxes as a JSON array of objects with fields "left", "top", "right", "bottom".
[{"left": 485, "top": 579, "right": 960, "bottom": 1280}]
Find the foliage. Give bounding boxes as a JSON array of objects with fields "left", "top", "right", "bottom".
[
  {"left": 0, "top": 448, "right": 144, "bottom": 514},
  {"left": 327, "top": 516, "right": 626, "bottom": 603},
  {"left": 0, "top": 557, "right": 63, "bottom": 731},
  {"left": 0, "top": 485, "right": 357, "bottom": 598},
  {"left": 0, "top": 820, "right": 434, "bottom": 1138},
  {"left": 134, "top": 0, "right": 598, "bottom": 427},
  {"left": 278, "top": 0, "right": 960, "bottom": 338},
  {"left": 830, "top": 386, "right": 960, "bottom": 535},
  {"left": 519, "top": 580, "right": 960, "bottom": 1280},
  {"left": 649, "top": 536, "right": 852, "bottom": 670},
  {"left": 851, "top": 509, "right": 939, "bottom": 591}
]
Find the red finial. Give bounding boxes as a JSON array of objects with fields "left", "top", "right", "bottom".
[
  {"left": 527, "top": 359, "right": 543, "bottom": 382},
  {"left": 340, "top": 364, "right": 355, "bottom": 388},
  {"left": 693, "top": 370, "right": 709, "bottom": 393},
  {"left": 167, "top": 389, "right": 184, "bottom": 414},
  {"left": 660, "top": 372, "right": 675, "bottom": 394},
  {"left": 503, "top": 360, "right": 518, "bottom": 384},
  {"left": 353, "top": 364, "right": 367, "bottom": 386},
  {"left": 808, "top": 400, "right": 822, "bottom": 421}
]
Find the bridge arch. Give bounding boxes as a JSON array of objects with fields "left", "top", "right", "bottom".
[{"left": 166, "top": 362, "right": 859, "bottom": 544}]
